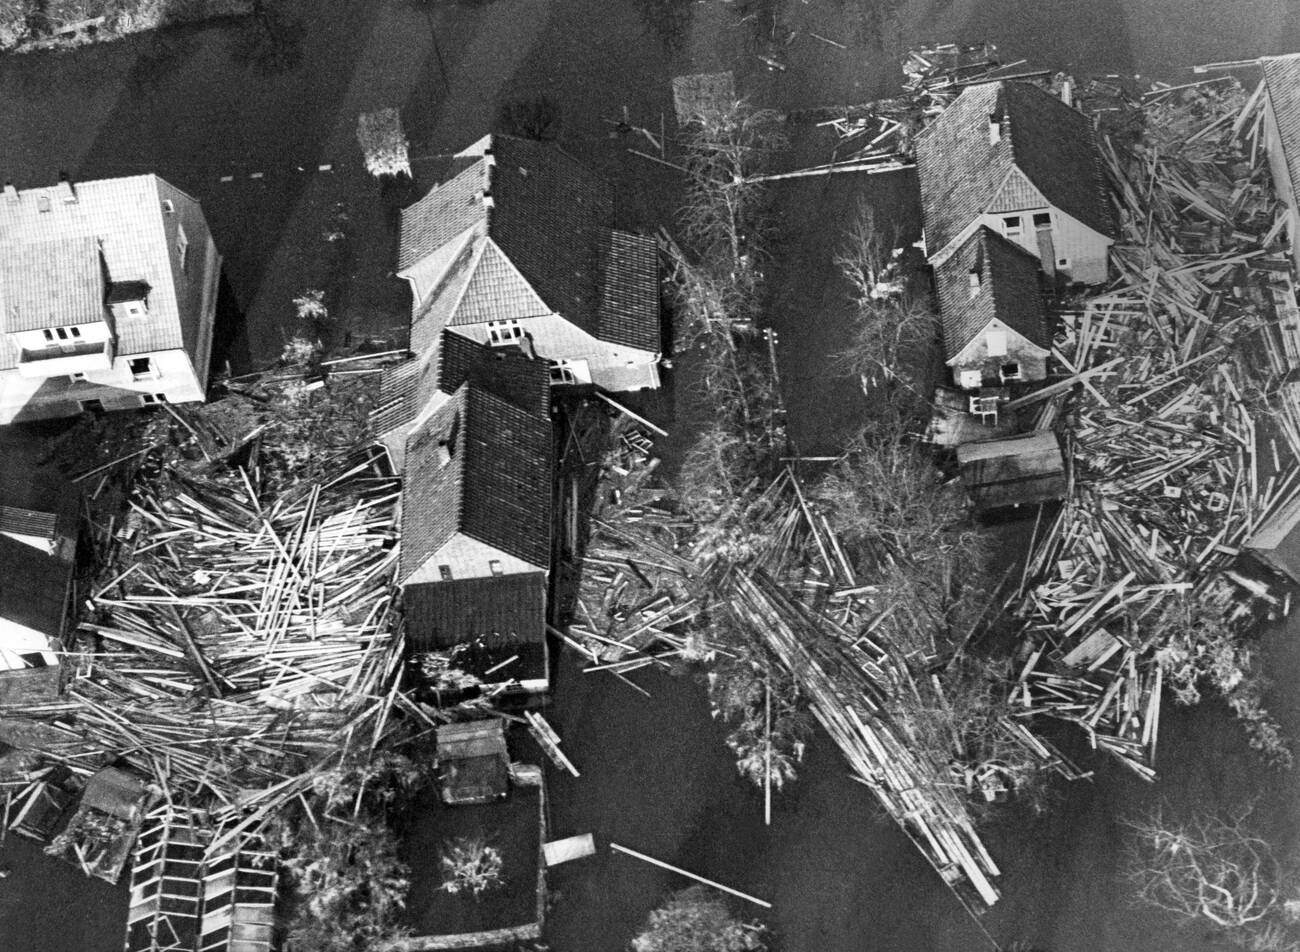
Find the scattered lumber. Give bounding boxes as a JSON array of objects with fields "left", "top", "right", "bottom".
[{"left": 1008, "top": 77, "right": 1298, "bottom": 777}]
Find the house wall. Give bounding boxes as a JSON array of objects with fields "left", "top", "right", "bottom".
[
  {"left": 406, "top": 531, "right": 544, "bottom": 585},
  {"left": 156, "top": 178, "right": 222, "bottom": 393},
  {"left": 452, "top": 315, "right": 659, "bottom": 392},
  {"left": 948, "top": 319, "right": 1048, "bottom": 388},
  {"left": 0, "top": 618, "right": 57, "bottom": 671},
  {"left": 0, "top": 347, "right": 205, "bottom": 424},
  {"left": 975, "top": 206, "right": 1110, "bottom": 285}
]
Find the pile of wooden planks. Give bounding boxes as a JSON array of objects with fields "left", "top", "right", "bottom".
[
  {"left": 7, "top": 446, "right": 409, "bottom": 846},
  {"left": 1008, "top": 78, "right": 1300, "bottom": 779}
]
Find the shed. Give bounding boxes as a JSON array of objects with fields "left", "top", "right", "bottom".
[
  {"left": 956, "top": 431, "right": 1066, "bottom": 512},
  {"left": 436, "top": 720, "right": 510, "bottom": 805}
]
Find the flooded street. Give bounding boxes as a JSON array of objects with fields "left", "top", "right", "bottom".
[{"left": 3, "top": 0, "right": 1300, "bottom": 949}]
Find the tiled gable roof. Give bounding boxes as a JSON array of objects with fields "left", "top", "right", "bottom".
[
  {"left": 1262, "top": 55, "right": 1300, "bottom": 199},
  {"left": 437, "top": 331, "right": 550, "bottom": 414},
  {"left": 0, "top": 532, "right": 71, "bottom": 638},
  {"left": 0, "top": 175, "right": 204, "bottom": 371},
  {"left": 400, "top": 383, "right": 552, "bottom": 581},
  {"left": 935, "top": 227, "right": 1047, "bottom": 358},
  {"left": 448, "top": 241, "right": 550, "bottom": 326},
  {"left": 403, "top": 571, "right": 545, "bottom": 651},
  {"left": 917, "top": 81, "right": 1114, "bottom": 257},
  {"left": 398, "top": 136, "right": 661, "bottom": 352},
  {"left": 370, "top": 332, "right": 549, "bottom": 446},
  {"left": 397, "top": 160, "right": 488, "bottom": 271},
  {"left": 597, "top": 229, "right": 661, "bottom": 351},
  {"left": 2, "top": 236, "right": 104, "bottom": 332}
]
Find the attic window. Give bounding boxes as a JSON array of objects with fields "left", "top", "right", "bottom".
[
  {"left": 438, "top": 565, "right": 453, "bottom": 581},
  {"left": 161, "top": 199, "right": 175, "bottom": 214},
  {"left": 1002, "top": 216, "right": 1023, "bottom": 238},
  {"left": 489, "top": 559, "right": 503, "bottom": 576},
  {"left": 129, "top": 357, "right": 155, "bottom": 380},
  {"left": 1032, "top": 212, "right": 1052, "bottom": 228},
  {"left": 487, "top": 320, "right": 523, "bottom": 347}
]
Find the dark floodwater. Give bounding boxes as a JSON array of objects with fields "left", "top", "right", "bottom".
[{"left": 3, "top": 1, "right": 1300, "bottom": 950}]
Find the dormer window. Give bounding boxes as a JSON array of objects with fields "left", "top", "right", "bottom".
[
  {"left": 129, "top": 357, "right": 155, "bottom": 381},
  {"left": 487, "top": 320, "right": 523, "bottom": 347}
]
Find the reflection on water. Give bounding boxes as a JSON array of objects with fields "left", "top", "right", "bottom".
[
  {"left": 226, "top": 0, "right": 303, "bottom": 74},
  {"left": 632, "top": 0, "right": 693, "bottom": 54}
]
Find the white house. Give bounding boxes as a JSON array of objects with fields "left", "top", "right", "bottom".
[
  {"left": 396, "top": 135, "right": 662, "bottom": 393},
  {"left": 1260, "top": 54, "right": 1300, "bottom": 274},
  {"left": 0, "top": 500, "right": 74, "bottom": 673},
  {"left": 0, "top": 175, "right": 221, "bottom": 425},
  {"left": 916, "top": 81, "right": 1115, "bottom": 285},
  {"left": 934, "top": 226, "right": 1050, "bottom": 389}
]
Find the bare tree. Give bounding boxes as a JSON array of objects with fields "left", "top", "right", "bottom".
[
  {"left": 1124, "top": 804, "right": 1293, "bottom": 931},
  {"left": 833, "top": 203, "right": 939, "bottom": 416},
  {"left": 632, "top": 886, "right": 767, "bottom": 952}
]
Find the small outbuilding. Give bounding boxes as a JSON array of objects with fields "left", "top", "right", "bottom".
[{"left": 956, "top": 431, "right": 1066, "bottom": 513}]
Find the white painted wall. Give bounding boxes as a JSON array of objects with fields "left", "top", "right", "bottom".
[
  {"left": 405, "top": 531, "right": 544, "bottom": 585},
  {"left": 452, "top": 315, "right": 659, "bottom": 392},
  {"left": 0, "top": 619, "right": 58, "bottom": 671},
  {"left": 0, "top": 346, "right": 204, "bottom": 424},
  {"left": 974, "top": 207, "right": 1111, "bottom": 285}
]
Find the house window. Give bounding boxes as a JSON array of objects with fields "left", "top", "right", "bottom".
[
  {"left": 488, "top": 559, "right": 503, "bottom": 576},
  {"left": 129, "top": 357, "right": 155, "bottom": 380},
  {"left": 68, "top": 373, "right": 86, "bottom": 383},
  {"left": 958, "top": 369, "right": 983, "bottom": 389},
  {"left": 486, "top": 320, "right": 522, "bottom": 347},
  {"left": 1057, "top": 257, "right": 1070, "bottom": 268},
  {"left": 1001, "top": 362, "right": 1022, "bottom": 382},
  {"left": 69, "top": 326, "right": 80, "bottom": 339},
  {"left": 549, "top": 360, "right": 576, "bottom": 384},
  {"left": 42, "top": 329, "right": 54, "bottom": 343},
  {"left": 986, "top": 329, "right": 1008, "bottom": 357},
  {"left": 176, "top": 225, "right": 189, "bottom": 272},
  {"left": 125, "top": 301, "right": 146, "bottom": 317},
  {"left": 438, "top": 565, "right": 453, "bottom": 581},
  {"left": 161, "top": 199, "right": 175, "bottom": 214},
  {"left": 79, "top": 398, "right": 104, "bottom": 413},
  {"left": 1002, "top": 216, "right": 1023, "bottom": 238},
  {"left": 1032, "top": 212, "right": 1052, "bottom": 228},
  {"left": 141, "top": 393, "right": 168, "bottom": 405}
]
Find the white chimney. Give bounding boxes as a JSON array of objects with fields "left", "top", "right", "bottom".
[{"left": 988, "top": 115, "right": 1002, "bottom": 145}]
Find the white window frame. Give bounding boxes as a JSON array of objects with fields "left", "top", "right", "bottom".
[
  {"left": 1002, "top": 215, "right": 1023, "bottom": 239},
  {"left": 141, "top": 393, "right": 168, "bottom": 405},
  {"left": 486, "top": 319, "right": 523, "bottom": 347}
]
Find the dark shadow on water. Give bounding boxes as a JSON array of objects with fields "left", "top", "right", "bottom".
[
  {"left": 225, "top": 0, "right": 305, "bottom": 76},
  {"left": 631, "top": 0, "right": 693, "bottom": 55},
  {"left": 209, "top": 271, "right": 254, "bottom": 378}
]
